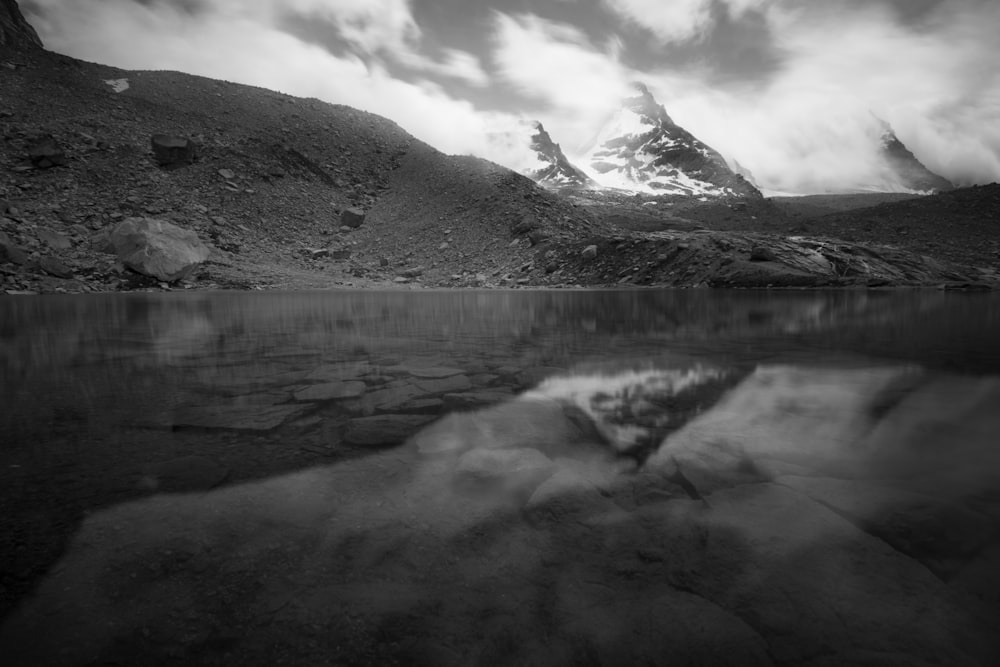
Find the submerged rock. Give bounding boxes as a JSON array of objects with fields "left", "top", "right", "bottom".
[
  {"left": 343, "top": 414, "right": 433, "bottom": 447},
  {"left": 139, "top": 455, "right": 228, "bottom": 493},
  {"left": 454, "top": 447, "right": 555, "bottom": 491},
  {"left": 110, "top": 217, "right": 210, "bottom": 282}
]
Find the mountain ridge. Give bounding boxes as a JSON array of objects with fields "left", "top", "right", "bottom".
[{"left": 876, "top": 119, "right": 954, "bottom": 193}]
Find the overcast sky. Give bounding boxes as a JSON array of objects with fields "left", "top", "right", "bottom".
[{"left": 21, "top": 0, "right": 1000, "bottom": 193}]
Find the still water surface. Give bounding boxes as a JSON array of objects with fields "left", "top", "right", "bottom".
[{"left": 1, "top": 288, "right": 999, "bottom": 665}]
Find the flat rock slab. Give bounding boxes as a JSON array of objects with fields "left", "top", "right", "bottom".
[
  {"left": 412, "top": 375, "right": 471, "bottom": 395},
  {"left": 294, "top": 381, "right": 367, "bottom": 402},
  {"left": 384, "top": 365, "right": 466, "bottom": 379},
  {"left": 525, "top": 468, "right": 617, "bottom": 521},
  {"left": 343, "top": 414, "right": 434, "bottom": 447},
  {"left": 173, "top": 403, "right": 308, "bottom": 431},
  {"left": 139, "top": 455, "right": 228, "bottom": 493},
  {"left": 305, "top": 361, "right": 371, "bottom": 382},
  {"left": 441, "top": 389, "right": 514, "bottom": 411}
]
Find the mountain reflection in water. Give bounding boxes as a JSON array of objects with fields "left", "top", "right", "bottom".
[{"left": 1, "top": 289, "right": 999, "bottom": 666}]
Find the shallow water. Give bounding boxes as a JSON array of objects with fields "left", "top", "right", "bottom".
[{"left": 2, "top": 288, "right": 1000, "bottom": 665}]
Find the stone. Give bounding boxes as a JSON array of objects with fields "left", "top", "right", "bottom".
[
  {"left": 341, "top": 208, "right": 365, "bottom": 228},
  {"left": 151, "top": 134, "right": 197, "bottom": 168},
  {"left": 343, "top": 414, "right": 433, "bottom": 447},
  {"left": 528, "top": 230, "right": 548, "bottom": 246},
  {"left": 110, "top": 217, "right": 210, "bottom": 282},
  {"left": 37, "top": 228, "right": 72, "bottom": 250},
  {"left": 749, "top": 245, "right": 778, "bottom": 262},
  {"left": 88, "top": 231, "right": 116, "bottom": 254},
  {"left": 218, "top": 168, "right": 235, "bottom": 180},
  {"left": 400, "top": 266, "right": 424, "bottom": 278},
  {"left": 581, "top": 244, "right": 598, "bottom": 260},
  {"left": 294, "top": 381, "right": 366, "bottom": 402},
  {"left": 39, "top": 255, "right": 73, "bottom": 278},
  {"left": 0, "top": 231, "right": 28, "bottom": 264},
  {"left": 173, "top": 404, "right": 307, "bottom": 431},
  {"left": 525, "top": 468, "right": 617, "bottom": 521},
  {"left": 27, "top": 135, "right": 66, "bottom": 168},
  {"left": 139, "top": 455, "right": 228, "bottom": 493}
]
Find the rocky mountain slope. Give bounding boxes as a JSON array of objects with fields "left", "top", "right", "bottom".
[
  {"left": 0, "top": 10, "right": 996, "bottom": 293},
  {"left": 877, "top": 119, "right": 954, "bottom": 193},
  {"left": 583, "top": 83, "right": 759, "bottom": 198},
  {"left": 0, "top": 0, "right": 39, "bottom": 48},
  {"left": 524, "top": 121, "right": 595, "bottom": 188}
]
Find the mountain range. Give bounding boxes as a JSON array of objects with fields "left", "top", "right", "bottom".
[{"left": 514, "top": 84, "right": 953, "bottom": 198}]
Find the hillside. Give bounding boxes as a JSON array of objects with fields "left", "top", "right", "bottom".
[{"left": 0, "top": 35, "right": 997, "bottom": 293}]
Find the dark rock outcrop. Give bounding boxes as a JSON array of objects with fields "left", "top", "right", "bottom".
[
  {"left": 27, "top": 134, "right": 65, "bottom": 168},
  {"left": 109, "top": 217, "right": 210, "bottom": 282},
  {"left": 340, "top": 207, "right": 365, "bottom": 228},
  {"left": 0, "top": 0, "right": 42, "bottom": 49},
  {"left": 150, "top": 134, "right": 197, "bottom": 168},
  {"left": 0, "top": 230, "right": 27, "bottom": 264}
]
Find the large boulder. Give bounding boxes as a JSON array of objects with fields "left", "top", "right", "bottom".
[
  {"left": 0, "top": 230, "right": 28, "bottom": 264},
  {"left": 109, "top": 217, "right": 210, "bottom": 282},
  {"left": 340, "top": 207, "right": 366, "bottom": 228},
  {"left": 150, "top": 134, "right": 197, "bottom": 168},
  {"left": 27, "top": 135, "right": 66, "bottom": 169}
]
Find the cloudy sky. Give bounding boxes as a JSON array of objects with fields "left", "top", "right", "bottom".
[{"left": 21, "top": 0, "right": 1000, "bottom": 193}]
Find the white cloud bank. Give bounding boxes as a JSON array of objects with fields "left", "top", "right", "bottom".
[
  {"left": 594, "top": 0, "right": 1000, "bottom": 191},
  {"left": 22, "top": 0, "right": 1000, "bottom": 193}
]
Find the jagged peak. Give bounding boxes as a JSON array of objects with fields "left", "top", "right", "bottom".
[{"left": 624, "top": 81, "right": 674, "bottom": 126}]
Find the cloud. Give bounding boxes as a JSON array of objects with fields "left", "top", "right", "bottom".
[
  {"left": 491, "top": 12, "right": 636, "bottom": 153},
  {"left": 601, "top": 0, "right": 714, "bottom": 43},
  {"left": 630, "top": 0, "right": 1000, "bottom": 191}
]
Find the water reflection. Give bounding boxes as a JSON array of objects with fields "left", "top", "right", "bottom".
[{"left": 1, "top": 289, "right": 999, "bottom": 664}]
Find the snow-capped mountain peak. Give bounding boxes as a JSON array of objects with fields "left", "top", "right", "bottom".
[{"left": 583, "top": 82, "right": 759, "bottom": 197}]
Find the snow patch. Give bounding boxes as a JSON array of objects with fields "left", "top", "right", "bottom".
[{"left": 104, "top": 78, "right": 129, "bottom": 93}]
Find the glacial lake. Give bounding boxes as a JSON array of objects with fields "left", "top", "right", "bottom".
[{"left": 2, "top": 288, "right": 1000, "bottom": 666}]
